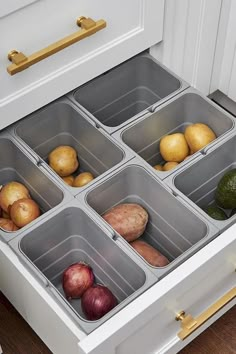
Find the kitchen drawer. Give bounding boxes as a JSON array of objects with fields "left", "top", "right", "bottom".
[
  {"left": 1, "top": 3, "right": 236, "bottom": 353},
  {"left": 0, "top": 0, "right": 164, "bottom": 129},
  {"left": 0, "top": 221, "right": 235, "bottom": 354}
]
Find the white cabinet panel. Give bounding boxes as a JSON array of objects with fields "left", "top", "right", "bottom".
[
  {"left": 0, "top": 0, "right": 40, "bottom": 18},
  {"left": 151, "top": 0, "right": 222, "bottom": 95},
  {"left": 218, "top": 0, "right": 236, "bottom": 101},
  {"left": 0, "top": 0, "right": 164, "bottom": 129}
]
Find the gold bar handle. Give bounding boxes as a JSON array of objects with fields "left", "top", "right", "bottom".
[
  {"left": 176, "top": 287, "right": 236, "bottom": 340},
  {"left": 7, "top": 16, "right": 106, "bottom": 75}
]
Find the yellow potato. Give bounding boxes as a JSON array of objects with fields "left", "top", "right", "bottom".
[
  {"left": 185, "top": 123, "right": 216, "bottom": 153},
  {"left": 73, "top": 172, "right": 94, "bottom": 187},
  {"left": 49, "top": 146, "right": 79, "bottom": 177},
  {"left": 62, "top": 175, "right": 75, "bottom": 186},
  {"left": 160, "top": 133, "right": 189, "bottom": 162},
  {"left": 183, "top": 155, "right": 191, "bottom": 161},
  {"left": 153, "top": 164, "right": 163, "bottom": 171},
  {"left": 163, "top": 162, "right": 179, "bottom": 171}
]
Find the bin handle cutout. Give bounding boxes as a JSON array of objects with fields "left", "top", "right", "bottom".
[
  {"left": 175, "top": 286, "right": 236, "bottom": 340},
  {"left": 7, "top": 16, "right": 106, "bottom": 75}
]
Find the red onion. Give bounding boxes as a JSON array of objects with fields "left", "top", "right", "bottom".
[
  {"left": 62, "top": 262, "right": 94, "bottom": 299},
  {"left": 81, "top": 284, "right": 118, "bottom": 320}
]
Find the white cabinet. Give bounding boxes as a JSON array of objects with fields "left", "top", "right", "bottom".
[
  {"left": 0, "top": 0, "right": 164, "bottom": 129},
  {"left": 152, "top": 0, "right": 236, "bottom": 101},
  {"left": 212, "top": 0, "right": 236, "bottom": 101}
]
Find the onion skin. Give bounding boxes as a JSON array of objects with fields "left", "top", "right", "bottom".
[
  {"left": 62, "top": 263, "right": 94, "bottom": 299},
  {"left": 0, "top": 218, "right": 19, "bottom": 231},
  {"left": 82, "top": 284, "right": 118, "bottom": 321},
  {"left": 2, "top": 211, "right": 10, "bottom": 219},
  {"left": 0, "top": 182, "right": 30, "bottom": 212},
  {"left": 10, "top": 198, "right": 40, "bottom": 228}
]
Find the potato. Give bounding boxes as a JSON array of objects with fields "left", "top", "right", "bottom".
[
  {"left": 163, "top": 161, "right": 179, "bottom": 171},
  {"left": 102, "top": 203, "right": 148, "bottom": 242},
  {"left": 160, "top": 133, "right": 189, "bottom": 162},
  {"left": 130, "top": 240, "right": 170, "bottom": 267},
  {"left": 185, "top": 123, "right": 216, "bottom": 153}
]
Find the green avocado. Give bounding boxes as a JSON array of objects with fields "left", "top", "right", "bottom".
[
  {"left": 215, "top": 169, "right": 236, "bottom": 209},
  {"left": 230, "top": 208, "right": 236, "bottom": 217},
  {"left": 203, "top": 206, "right": 228, "bottom": 220}
]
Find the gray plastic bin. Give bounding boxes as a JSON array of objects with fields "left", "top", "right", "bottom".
[
  {"left": 81, "top": 159, "right": 218, "bottom": 278},
  {"left": 166, "top": 131, "right": 236, "bottom": 232},
  {"left": 9, "top": 98, "right": 131, "bottom": 195},
  {"left": 113, "top": 88, "right": 235, "bottom": 180},
  {"left": 0, "top": 134, "right": 65, "bottom": 243},
  {"left": 9, "top": 201, "right": 156, "bottom": 334},
  {"left": 69, "top": 53, "right": 188, "bottom": 134}
]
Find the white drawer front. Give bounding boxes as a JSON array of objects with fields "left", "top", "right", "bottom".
[
  {"left": 0, "top": 0, "right": 164, "bottom": 129},
  {"left": 78, "top": 226, "right": 236, "bottom": 354},
  {"left": 0, "top": 224, "right": 235, "bottom": 354}
]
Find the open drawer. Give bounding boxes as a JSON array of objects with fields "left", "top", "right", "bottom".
[
  {"left": 0, "top": 0, "right": 164, "bottom": 129},
  {"left": 0, "top": 219, "right": 235, "bottom": 353}
]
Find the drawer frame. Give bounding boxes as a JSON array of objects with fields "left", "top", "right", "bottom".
[{"left": 0, "top": 222, "right": 235, "bottom": 354}]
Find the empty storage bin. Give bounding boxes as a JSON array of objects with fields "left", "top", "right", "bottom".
[
  {"left": 114, "top": 88, "right": 235, "bottom": 179},
  {"left": 69, "top": 53, "right": 188, "bottom": 134},
  {"left": 10, "top": 98, "right": 130, "bottom": 195},
  {"left": 0, "top": 134, "right": 65, "bottom": 243},
  {"left": 10, "top": 201, "right": 155, "bottom": 333},
  {"left": 83, "top": 159, "right": 218, "bottom": 278},
  {"left": 168, "top": 132, "right": 236, "bottom": 232}
]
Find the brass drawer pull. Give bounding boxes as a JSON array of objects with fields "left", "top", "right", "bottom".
[
  {"left": 7, "top": 16, "right": 106, "bottom": 75},
  {"left": 176, "top": 287, "right": 236, "bottom": 340}
]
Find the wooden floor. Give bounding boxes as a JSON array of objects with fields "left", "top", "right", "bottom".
[{"left": 0, "top": 292, "right": 235, "bottom": 354}]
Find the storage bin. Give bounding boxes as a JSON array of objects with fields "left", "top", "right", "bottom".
[
  {"left": 9, "top": 98, "right": 131, "bottom": 195},
  {"left": 113, "top": 88, "right": 235, "bottom": 180},
  {"left": 9, "top": 201, "right": 156, "bottom": 334},
  {"left": 80, "top": 159, "right": 218, "bottom": 278},
  {"left": 0, "top": 134, "right": 66, "bottom": 243},
  {"left": 166, "top": 131, "right": 236, "bottom": 231},
  {"left": 69, "top": 53, "right": 188, "bottom": 134}
]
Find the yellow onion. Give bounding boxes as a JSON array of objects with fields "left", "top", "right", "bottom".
[{"left": 2, "top": 211, "right": 10, "bottom": 219}]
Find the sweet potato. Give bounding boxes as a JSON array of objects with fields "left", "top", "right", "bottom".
[
  {"left": 130, "top": 240, "right": 169, "bottom": 267},
  {"left": 102, "top": 203, "right": 148, "bottom": 242}
]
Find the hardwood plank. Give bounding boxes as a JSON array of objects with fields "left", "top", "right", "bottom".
[
  {"left": 0, "top": 293, "right": 51, "bottom": 354},
  {"left": 180, "top": 327, "right": 236, "bottom": 354},
  {"left": 210, "top": 305, "right": 236, "bottom": 352}
]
